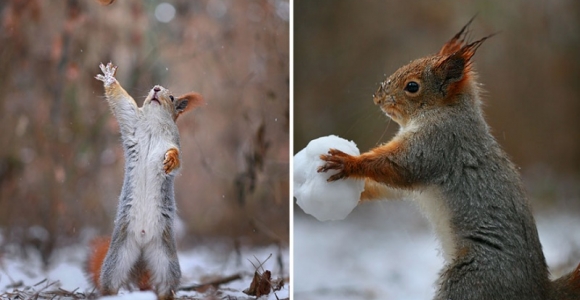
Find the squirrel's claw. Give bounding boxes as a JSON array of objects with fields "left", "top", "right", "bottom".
[
  {"left": 96, "top": 62, "right": 118, "bottom": 86},
  {"left": 317, "top": 149, "right": 351, "bottom": 182},
  {"left": 327, "top": 148, "right": 349, "bottom": 157},
  {"left": 327, "top": 172, "right": 347, "bottom": 182},
  {"left": 163, "top": 148, "right": 180, "bottom": 174},
  {"left": 99, "top": 62, "right": 117, "bottom": 76}
]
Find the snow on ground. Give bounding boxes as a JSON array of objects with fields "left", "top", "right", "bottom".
[
  {"left": 294, "top": 199, "right": 580, "bottom": 300},
  {"left": 0, "top": 241, "right": 289, "bottom": 299}
]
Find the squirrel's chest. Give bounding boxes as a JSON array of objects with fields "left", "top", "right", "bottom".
[
  {"left": 125, "top": 122, "right": 178, "bottom": 175},
  {"left": 413, "top": 186, "right": 456, "bottom": 262},
  {"left": 123, "top": 125, "right": 178, "bottom": 243}
]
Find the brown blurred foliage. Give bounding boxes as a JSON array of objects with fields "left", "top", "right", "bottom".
[
  {"left": 295, "top": 0, "right": 580, "bottom": 207},
  {"left": 0, "top": 0, "right": 289, "bottom": 262}
]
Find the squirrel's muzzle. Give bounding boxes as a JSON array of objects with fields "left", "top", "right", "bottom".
[{"left": 373, "top": 80, "right": 391, "bottom": 105}]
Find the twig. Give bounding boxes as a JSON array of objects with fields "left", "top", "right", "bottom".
[
  {"left": 33, "top": 278, "right": 48, "bottom": 287},
  {"left": 179, "top": 273, "right": 242, "bottom": 291},
  {"left": 248, "top": 253, "right": 272, "bottom": 273}
]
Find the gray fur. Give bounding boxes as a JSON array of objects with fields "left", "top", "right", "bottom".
[{"left": 398, "top": 94, "right": 550, "bottom": 299}]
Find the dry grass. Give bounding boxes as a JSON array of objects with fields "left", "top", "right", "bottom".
[{"left": 0, "top": 277, "right": 289, "bottom": 300}]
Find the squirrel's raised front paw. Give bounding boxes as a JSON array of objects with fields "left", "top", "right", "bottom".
[
  {"left": 317, "top": 149, "right": 351, "bottom": 182},
  {"left": 163, "top": 148, "right": 180, "bottom": 174},
  {"left": 95, "top": 62, "right": 118, "bottom": 86}
]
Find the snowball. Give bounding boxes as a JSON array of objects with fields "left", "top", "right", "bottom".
[{"left": 294, "top": 135, "right": 365, "bottom": 221}]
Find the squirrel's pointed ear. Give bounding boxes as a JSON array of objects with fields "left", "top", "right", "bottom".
[
  {"left": 433, "top": 52, "right": 467, "bottom": 92},
  {"left": 433, "top": 35, "right": 492, "bottom": 95},
  {"left": 174, "top": 92, "right": 204, "bottom": 120}
]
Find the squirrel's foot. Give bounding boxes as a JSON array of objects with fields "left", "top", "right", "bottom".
[
  {"left": 317, "top": 149, "right": 352, "bottom": 182},
  {"left": 95, "top": 62, "right": 118, "bottom": 86},
  {"left": 163, "top": 148, "right": 180, "bottom": 174}
]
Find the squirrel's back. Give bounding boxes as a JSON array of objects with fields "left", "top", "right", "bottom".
[{"left": 408, "top": 96, "right": 551, "bottom": 299}]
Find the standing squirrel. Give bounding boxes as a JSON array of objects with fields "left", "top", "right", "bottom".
[
  {"left": 86, "top": 62, "right": 203, "bottom": 299},
  {"left": 318, "top": 20, "right": 580, "bottom": 299}
]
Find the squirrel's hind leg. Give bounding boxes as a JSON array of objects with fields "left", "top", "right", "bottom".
[
  {"left": 99, "top": 228, "right": 141, "bottom": 295},
  {"left": 143, "top": 225, "right": 181, "bottom": 299}
]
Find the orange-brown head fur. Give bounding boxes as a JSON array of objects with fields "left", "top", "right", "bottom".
[{"left": 373, "top": 19, "right": 493, "bottom": 127}]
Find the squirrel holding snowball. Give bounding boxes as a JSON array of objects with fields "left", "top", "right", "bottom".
[
  {"left": 85, "top": 62, "right": 203, "bottom": 299},
  {"left": 318, "top": 19, "right": 580, "bottom": 300}
]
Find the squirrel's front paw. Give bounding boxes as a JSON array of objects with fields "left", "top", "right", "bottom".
[
  {"left": 95, "top": 62, "right": 118, "bottom": 86},
  {"left": 317, "top": 149, "right": 352, "bottom": 182},
  {"left": 163, "top": 148, "right": 180, "bottom": 174}
]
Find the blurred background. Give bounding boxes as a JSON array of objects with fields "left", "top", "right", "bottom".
[
  {"left": 295, "top": 0, "right": 580, "bottom": 179},
  {"left": 294, "top": 1, "right": 580, "bottom": 299},
  {"left": 0, "top": 0, "right": 289, "bottom": 264}
]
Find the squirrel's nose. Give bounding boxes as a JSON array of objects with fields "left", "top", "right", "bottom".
[
  {"left": 154, "top": 87, "right": 161, "bottom": 92},
  {"left": 374, "top": 90, "right": 387, "bottom": 105},
  {"left": 373, "top": 81, "right": 389, "bottom": 105}
]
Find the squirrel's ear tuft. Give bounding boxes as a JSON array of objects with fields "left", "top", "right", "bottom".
[
  {"left": 174, "top": 92, "right": 204, "bottom": 120},
  {"left": 434, "top": 33, "right": 493, "bottom": 95},
  {"left": 438, "top": 15, "right": 476, "bottom": 56},
  {"left": 435, "top": 15, "right": 495, "bottom": 92}
]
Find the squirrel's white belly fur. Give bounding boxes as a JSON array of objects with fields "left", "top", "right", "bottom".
[
  {"left": 127, "top": 122, "right": 177, "bottom": 246},
  {"left": 413, "top": 186, "right": 455, "bottom": 262}
]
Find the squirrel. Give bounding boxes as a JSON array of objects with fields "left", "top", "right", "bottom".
[
  {"left": 86, "top": 62, "right": 203, "bottom": 299},
  {"left": 318, "top": 19, "right": 580, "bottom": 300}
]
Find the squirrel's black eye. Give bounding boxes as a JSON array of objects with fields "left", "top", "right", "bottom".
[
  {"left": 405, "top": 81, "right": 420, "bottom": 93},
  {"left": 169, "top": 95, "right": 174, "bottom": 102}
]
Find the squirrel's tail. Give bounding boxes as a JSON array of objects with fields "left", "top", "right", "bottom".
[
  {"left": 84, "top": 236, "right": 111, "bottom": 290},
  {"left": 551, "top": 262, "right": 580, "bottom": 300}
]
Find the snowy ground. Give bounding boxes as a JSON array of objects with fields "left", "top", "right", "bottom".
[
  {"left": 0, "top": 241, "right": 289, "bottom": 299},
  {"left": 294, "top": 199, "right": 580, "bottom": 300}
]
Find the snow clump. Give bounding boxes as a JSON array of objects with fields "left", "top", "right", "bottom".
[{"left": 294, "top": 135, "right": 364, "bottom": 221}]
